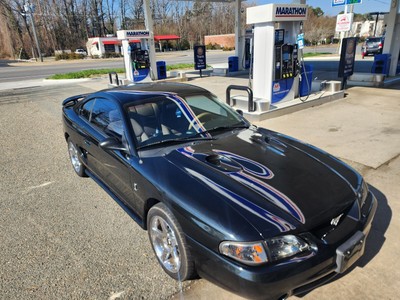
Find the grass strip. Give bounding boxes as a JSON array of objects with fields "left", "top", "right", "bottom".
[
  {"left": 303, "top": 52, "right": 332, "bottom": 57},
  {"left": 47, "top": 63, "right": 200, "bottom": 79},
  {"left": 47, "top": 68, "right": 124, "bottom": 79}
]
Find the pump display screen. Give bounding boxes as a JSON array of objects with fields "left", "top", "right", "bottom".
[
  {"left": 275, "top": 29, "right": 284, "bottom": 46},
  {"left": 283, "top": 52, "right": 290, "bottom": 61}
]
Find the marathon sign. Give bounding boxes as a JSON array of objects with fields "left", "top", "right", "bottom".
[
  {"left": 247, "top": 4, "right": 307, "bottom": 24},
  {"left": 117, "top": 30, "right": 151, "bottom": 40},
  {"left": 275, "top": 6, "right": 307, "bottom": 18}
]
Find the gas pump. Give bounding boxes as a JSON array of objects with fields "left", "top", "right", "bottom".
[
  {"left": 245, "top": 3, "right": 308, "bottom": 110},
  {"left": 131, "top": 48, "right": 150, "bottom": 82},
  {"left": 117, "top": 30, "right": 155, "bottom": 83},
  {"left": 272, "top": 28, "right": 300, "bottom": 102},
  {"left": 244, "top": 29, "right": 253, "bottom": 70},
  {"left": 274, "top": 43, "right": 299, "bottom": 80}
]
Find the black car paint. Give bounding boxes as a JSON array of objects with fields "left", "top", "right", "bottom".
[{"left": 62, "top": 82, "right": 376, "bottom": 300}]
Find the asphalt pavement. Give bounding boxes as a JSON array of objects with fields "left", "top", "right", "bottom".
[{"left": 0, "top": 61, "right": 399, "bottom": 300}]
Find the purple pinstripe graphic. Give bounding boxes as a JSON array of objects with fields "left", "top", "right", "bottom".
[
  {"left": 177, "top": 147, "right": 305, "bottom": 224},
  {"left": 185, "top": 168, "right": 295, "bottom": 232},
  {"left": 213, "top": 150, "right": 274, "bottom": 179}
]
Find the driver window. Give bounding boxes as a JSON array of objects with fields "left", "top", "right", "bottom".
[{"left": 90, "top": 98, "right": 124, "bottom": 139}]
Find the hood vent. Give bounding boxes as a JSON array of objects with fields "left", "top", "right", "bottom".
[{"left": 205, "top": 154, "right": 243, "bottom": 173}]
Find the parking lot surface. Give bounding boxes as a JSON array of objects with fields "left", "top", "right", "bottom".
[{"left": 0, "top": 77, "right": 399, "bottom": 300}]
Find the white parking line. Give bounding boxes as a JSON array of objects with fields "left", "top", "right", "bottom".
[{"left": 26, "top": 181, "right": 55, "bottom": 191}]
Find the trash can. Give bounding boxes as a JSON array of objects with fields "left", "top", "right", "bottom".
[
  {"left": 397, "top": 58, "right": 400, "bottom": 75},
  {"left": 371, "top": 54, "right": 391, "bottom": 76},
  {"left": 156, "top": 61, "right": 167, "bottom": 80},
  {"left": 228, "top": 56, "right": 239, "bottom": 72},
  {"left": 299, "top": 64, "right": 313, "bottom": 97}
]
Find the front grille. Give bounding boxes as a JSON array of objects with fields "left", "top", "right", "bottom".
[{"left": 310, "top": 200, "right": 358, "bottom": 245}]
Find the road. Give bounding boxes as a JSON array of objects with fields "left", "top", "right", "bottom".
[
  {"left": 0, "top": 47, "right": 375, "bottom": 84},
  {"left": 0, "top": 51, "right": 230, "bottom": 83}
]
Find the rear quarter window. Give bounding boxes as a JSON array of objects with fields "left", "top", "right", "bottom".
[{"left": 80, "top": 99, "right": 94, "bottom": 120}]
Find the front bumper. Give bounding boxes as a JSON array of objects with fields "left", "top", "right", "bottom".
[{"left": 187, "top": 192, "right": 377, "bottom": 300}]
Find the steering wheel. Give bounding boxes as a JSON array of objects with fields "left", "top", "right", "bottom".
[{"left": 187, "top": 112, "right": 211, "bottom": 131}]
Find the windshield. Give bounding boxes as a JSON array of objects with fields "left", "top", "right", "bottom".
[
  {"left": 125, "top": 93, "right": 247, "bottom": 149},
  {"left": 366, "top": 38, "right": 382, "bottom": 44}
]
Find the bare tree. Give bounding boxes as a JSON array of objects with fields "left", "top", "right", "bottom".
[
  {"left": 304, "top": 6, "right": 336, "bottom": 50},
  {"left": 0, "top": 0, "right": 245, "bottom": 58}
]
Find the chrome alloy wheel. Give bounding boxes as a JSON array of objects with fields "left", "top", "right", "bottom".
[
  {"left": 68, "top": 141, "right": 82, "bottom": 173},
  {"left": 149, "top": 215, "right": 181, "bottom": 273}
]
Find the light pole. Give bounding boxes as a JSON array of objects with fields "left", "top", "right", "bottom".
[{"left": 24, "top": 3, "right": 43, "bottom": 62}]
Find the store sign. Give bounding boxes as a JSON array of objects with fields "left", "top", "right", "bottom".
[
  {"left": 247, "top": 3, "right": 307, "bottom": 23},
  {"left": 117, "top": 30, "right": 150, "bottom": 40},
  {"left": 335, "top": 13, "right": 354, "bottom": 32},
  {"left": 275, "top": 6, "right": 307, "bottom": 18},
  {"left": 338, "top": 37, "right": 357, "bottom": 78},
  {"left": 332, "top": 0, "right": 362, "bottom": 6},
  {"left": 194, "top": 46, "right": 206, "bottom": 70}
]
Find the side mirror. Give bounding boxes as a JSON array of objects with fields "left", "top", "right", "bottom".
[
  {"left": 236, "top": 109, "right": 244, "bottom": 116},
  {"left": 99, "top": 137, "right": 128, "bottom": 152}
]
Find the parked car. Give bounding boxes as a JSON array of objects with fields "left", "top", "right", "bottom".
[
  {"left": 62, "top": 82, "right": 377, "bottom": 300},
  {"left": 362, "top": 37, "right": 384, "bottom": 58},
  {"left": 74, "top": 48, "right": 87, "bottom": 56}
]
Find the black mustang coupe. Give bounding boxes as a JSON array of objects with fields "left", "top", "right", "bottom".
[{"left": 62, "top": 82, "right": 377, "bottom": 300}]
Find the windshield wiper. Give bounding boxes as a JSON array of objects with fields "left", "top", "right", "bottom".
[
  {"left": 210, "top": 124, "right": 249, "bottom": 131},
  {"left": 137, "top": 136, "right": 215, "bottom": 150},
  {"left": 184, "top": 123, "right": 249, "bottom": 140}
]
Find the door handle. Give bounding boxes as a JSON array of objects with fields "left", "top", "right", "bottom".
[{"left": 84, "top": 139, "right": 91, "bottom": 146}]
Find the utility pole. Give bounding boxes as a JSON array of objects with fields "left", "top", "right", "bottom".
[{"left": 24, "top": 3, "right": 43, "bottom": 62}]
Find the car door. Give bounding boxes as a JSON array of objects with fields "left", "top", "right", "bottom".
[{"left": 83, "top": 97, "right": 138, "bottom": 209}]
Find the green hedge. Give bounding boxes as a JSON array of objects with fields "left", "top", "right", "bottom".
[{"left": 55, "top": 53, "right": 86, "bottom": 60}]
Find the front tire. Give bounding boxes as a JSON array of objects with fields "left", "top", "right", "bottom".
[
  {"left": 67, "top": 138, "right": 87, "bottom": 177},
  {"left": 147, "top": 203, "right": 196, "bottom": 281}
]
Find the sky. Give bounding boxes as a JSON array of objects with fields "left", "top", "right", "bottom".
[{"left": 255, "top": 0, "right": 394, "bottom": 16}]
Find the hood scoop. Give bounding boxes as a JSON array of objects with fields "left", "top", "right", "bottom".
[{"left": 205, "top": 154, "right": 243, "bottom": 173}]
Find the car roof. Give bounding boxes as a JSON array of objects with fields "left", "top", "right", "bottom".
[{"left": 92, "top": 82, "right": 213, "bottom": 105}]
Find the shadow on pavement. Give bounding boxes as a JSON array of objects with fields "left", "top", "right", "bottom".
[
  {"left": 0, "top": 60, "right": 19, "bottom": 67},
  {"left": 355, "top": 184, "right": 390, "bottom": 267}
]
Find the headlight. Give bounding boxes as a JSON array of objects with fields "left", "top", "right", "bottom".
[
  {"left": 219, "top": 241, "right": 268, "bottom": 265},
  {"left": 219, "top": 235, "right": 311, "bottom": 265},
  {"left": 357, "top": 180, "right": 369, "bottom": 207},
  {"left": 266, "top": 235, "right": 310, "bottom": 261}
]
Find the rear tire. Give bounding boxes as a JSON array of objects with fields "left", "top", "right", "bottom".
[
  {"left": 147, "top": 203, "right": 196, "bottom": 281},
  {"left": 67, "top": 138, "right": 87, "bottom": 177}
]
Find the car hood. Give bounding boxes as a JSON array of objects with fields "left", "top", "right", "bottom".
[{"left": 164, "top": 127, "right": 361, "bottom": 236}]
